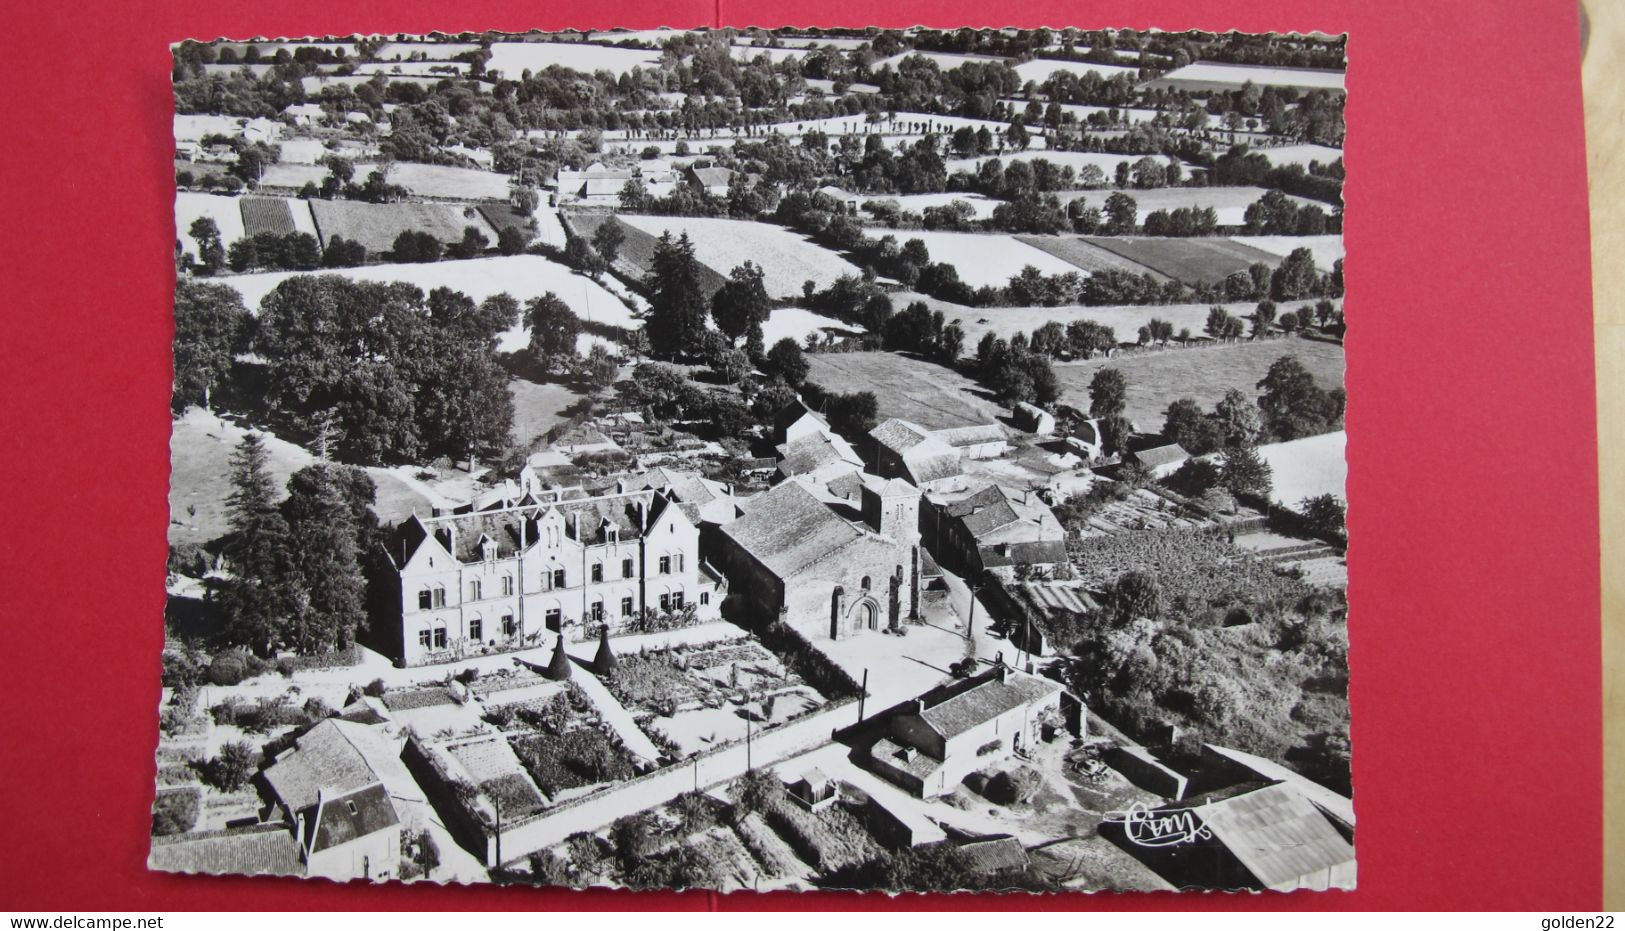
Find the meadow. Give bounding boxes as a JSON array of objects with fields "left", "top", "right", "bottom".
[
  {"left": 1231, "top": 234, "right": 1346, "bottom": 269},
  {"left": 1056, "top": 186, "right": 1319, "bottom": 227},
  {"left": 803, "top": 351, "right": 1003, "bottom": 429},
  {"left": 1079, "top": 236, "right": 1284, "bottom": 283},
  {"left": 1013, "top": 235, "right": 1168, "bottom": 278},
  {"left": 617, "top": 215, "right": 863, "bottom": 298},
  {"left": 864, "top": 228, "right": 1079, "bottom": 288},
  {"left": 1052, "top": 335, "right": 1346, "bottom": 428},
  {"left": 308, "top": 200, "right": 498, "bottom": 254},
  {"left": 1149, "top": 61, "right": 1346, "bottom": 93}
]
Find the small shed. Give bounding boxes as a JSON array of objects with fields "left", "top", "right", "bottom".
[
  {"left": 788, "top": 767, "right": 838, "bottom": 812},
  {"left": 1013, "top": 402, "right": 1056, "bottom": 436}
]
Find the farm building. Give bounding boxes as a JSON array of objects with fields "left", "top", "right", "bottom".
[
  {"left": 865, "top": 666, "right": 1072, "bottom": 797},
  {"left": 869, "top": 419, "right": 1010, "bottom": 488},
  {"left": 1100, "top": 780, "right": 1355, "bottom": 892},
  {"left": 1130, "top": 444, "right": 1190, "bottom": 475},
  {"left": 148, "top": 825, "right": 303, "bottom": 878},
  {"left": 376, "top": 478, "right": 724, "bottom": 666},
  {"left": 685, "top": 165, "right": 735, "bottom": 196},
  {"left": 259, "top": 719, "right": 408, "bottom": 883},
  {"left": 1013, "top": 402, "right": 1057, "bottom": 436},
  {"left": 713, "top": 477, "right": 924, "bottom": 641},
  {"left": 776, "top": 431, "right": 865, "bottom": 485},
  {"left": 922, "top": 481, "right": 1068, "bottom": 578},
  {"left": 773, "top": 398, "right": 834, "bottom": 446}
]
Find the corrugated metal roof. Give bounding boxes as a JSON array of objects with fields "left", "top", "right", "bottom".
[{"left": 1202, "top": 782, "right": 1356, "bottom": 891}]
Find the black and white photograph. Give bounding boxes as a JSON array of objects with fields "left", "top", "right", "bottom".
[{"left": 155, "top": 26, "right": 1352, "bottom": 894}]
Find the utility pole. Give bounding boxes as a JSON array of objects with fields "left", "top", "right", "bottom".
[
  {"left": 858, "top": 668, "right": 868, "bottom": 724},
  {"left": 745, "top": 716, "right": 753, "bottom": 773}
]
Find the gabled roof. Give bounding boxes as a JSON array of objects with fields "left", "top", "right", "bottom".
[
  {"left": 309, "top": 782, "right": 399, "bottom": 853},
  {"left": 978, "top": 539, "right": 1069, "bottom": 568},
  {"left": 263, "top": 719, "right": 386, "bottom": 816},
  {"left": 1197, "top": 782, "right": 1356, "bottom": 891},
  {"left": 773, "top": 398, "right": 829, "bottom": 438},
  {"left": 931, "top": 424, "right": 1009, "bottom": 448},
  {"left": 943, "top": 483, "right": 1023, "bottom": 537},
  {"left": 1132, "top": 444, "right": 1190, "bottom": 470},
  {"left": 149, "top": 825, "right": 302, "bottom": 877},
  {"left": 870, "top": 418, "right": 932, "bottom": 454},
  {"left": 688, "top": 166, "right": 734, "bottom": 187},
  {"left": 776, "top": 431, "right": 862, "bottom": 479},
  {"left": 914, "top": 669, "right": 1062, "bottom": 740},
  {"left": 721, "top": 480, "right": 866, "bottom": 579}
]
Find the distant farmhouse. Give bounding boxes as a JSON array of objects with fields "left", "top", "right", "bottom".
[
  {"left": 377, "top": 470, "right": 724, "bottom": 667},
  {"left": 869, "top": 418, "right": 1012, "bottom": 489},
  {"left": 923, "top": 480, "right": 1067, "bottom": 577},
  {"left": 866, "top": 666, "right": 1075, "bottom": 797}
]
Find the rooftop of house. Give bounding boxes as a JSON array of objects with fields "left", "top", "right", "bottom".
[
  {"left": 931, "top": 423, "right": 1010, "bottom": 448},
  {"left": 263, "top": 719, "right": 392, "bottom": 816},
  {"left": 911, "top": 667, "right": 1063, "bottom": 741},
  {"left": 1186, "top": 781, "right": 1356, "bottom": 891},
  {"left": 870, "top": 418, "right": 932, "bottom": 454},
  {"left": 870, "top": 736, "right": 945, "bottom": 780},
  {"left": 688, "top": 166, "right": 734, "bottom": 187},
  {"left": 1131, "top": 443, "right": 1190, "bottom": 470},
  {"left": 941, "top": 482, "right": 1058, "bottom": 539},
  {"left": 148, "top": 825, "right": 303, "bottom": 878},
  {"left": 393, "top": 488, "right": 681, "bottom": 565},
  {"left": 978, "top": 538, "right": 1070, "bottom": 568},
  {"left": 309, "top": 782, "right": 400, "bottom": 854},
  {"left": 773, "top": 398, "right": 830, "bottom": 438},
  {"left": 776, "top": 431, "right": 863, "bottom": 479},
  {"left": 722, "top": 480, "right": 869, "bottom": 579}
]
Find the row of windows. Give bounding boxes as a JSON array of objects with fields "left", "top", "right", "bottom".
[
  {"left": 413, "top": 591, "right": 710, "bottom": 649},
  {"left": 416, "top": 555, "right": 687, "bottom": 609}
]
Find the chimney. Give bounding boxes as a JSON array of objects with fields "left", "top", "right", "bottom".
[
  {"left": 616, "top": 478, "right": 627, "bottom": 494},
  {"left": 572, "top": 510, "right": 581, "bottom": 540},
  {"left": 994, "top": 665, "right": 1009, "bottom": 683},
  {"left": 910, "top": 698, "right": 925, "bottom": 715}
]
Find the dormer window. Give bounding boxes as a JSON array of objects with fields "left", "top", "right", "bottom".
[{"left": 481, "top": 539, "right": 497, "bottom": 562}]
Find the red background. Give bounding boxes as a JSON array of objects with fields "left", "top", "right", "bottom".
[{"left": 0, "top": 0, "right": 1601, "bottom": 910}]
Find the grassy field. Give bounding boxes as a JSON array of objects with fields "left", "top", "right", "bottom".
[
  {"left": 804, "top": 351, "right": 1002, "bottom": 429},
  {"left": 568, "top": 213, "right": 729, "bottom": 294},
  {"left": 1079, "top": 236, "right": 1284, "bottom": 284},
  {"left": 360, "top": 162, "right": 511, "bottom": 201},
  {"left": 1256, "top": 431, "right": 1347, "bottom": 505},
  {"left": 762, "top": 307, "right": 863, "bottom": 347},
  {"left": 168, "top": 408, "right": 432, "bottom": 548},
  {"left": 823, "top": 187, "right": 1002, "bottom": 219},
  {"left": 175, "top": 192, "right": 245, "bottom": 254},
  {"left": 1251, "top": 143, "right": 1345, "bottom": 169},
  {"left": 216, "top": 255, "right": 635, "bottom": 355},
  {"left": 1054, "top": 186, "right": 1318, "bottom": 227},
  {"left": 945, "top": 151, "right": 1153, "bottom": 185},
  {"left": 1231, "top": 234, "right": 1345, "bottom": 269},
  {"left": 866, "top": 228, "right": 1080, "bottom": 288},
  {"left": 943, "top": 300, "right": 1346, "bottom": 356},
  {"left": 617, "top": 215, "right": 863, "bottom": 298},
  {"left": 510, "top": 378, "right": 590, "bottom": 450},
  {"left": 1053, "top": 335, "right": 1345, "bottom": 429},
  {"left": 485, "top": 41, "right": 662, "bottom": 78},
  {"left": 1147, "top": 62, "right": 1345, "bottom": 93},
  {"left": 1013, "top": 235, "right": 1168, "bottom": 278},
  {"left": 307, "top": 200, "right": 498, "bottom": 254},
  {"left": 1011, "top": 57, "right": 1140, "bottom": 83}
]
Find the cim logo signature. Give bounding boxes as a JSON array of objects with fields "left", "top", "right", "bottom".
[{"left": 1103, "top": 801, "right": 1214, "bottom": 847}]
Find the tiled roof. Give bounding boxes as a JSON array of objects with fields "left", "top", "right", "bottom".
[
  {"left": 310, "top": 782, "right": 399, "bottom": 853},
  {"left": 905, "top": 450, "right": 962, "bottom": 485},
  {"left": 870, "top": 418, "right": 931, "bottom": 453},
  {"left": 944, "top": 484, "right": 1022, "bottom": 537},
  {"left": 1132, "top": 444, "right": 1190, "bottom": 470},
  {"left": 931, "top": 424, "right": 1009, "bottom": 448},
  {"left": 870, "top": 736, "right": 944, "bottom": 779},
  {"left": 722, "top": 480, "right": 865, "bottom": 579},
  {"left": 979, "top": 539, "right": 1069, "bottom": 568},
  {"left": 149, "top": 825, "right": 302, "bottom": 878},
  {"left": 1199, "top": 782, "right": 1356, "bottom": 891},
  {"left": 263, "top": 719, "right": 385, "bottom": 816},
  {"left": 689, "top": 166, "right": 734, "bottom": 187},
  {"left": 773, "top": 399, "right": 829, "bottom": 438},
  {"left": 776, "top": 432, "right": 862, "bottom": 478},
  {"left": 915, "top": 670, "right": 1061, "bottom": 739}
]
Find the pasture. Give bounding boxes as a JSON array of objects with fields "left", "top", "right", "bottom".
[
  {"left": 1232, "top": 234, "right": 1346, "bottom": 269},
  {"left": 1079, "top": 236, "right": 1284, "bottom": 283},
  {"left": 168, "top": 409, "right": 431, "bottom": 549},
  {"left": 510, "top": 379, "right": 591, "bottom": 451},
  {"left": 944, "top": 301, "right": 1294, "bottom": 355},
  {"left": 945, "top": 150, "right": 1153, "bottom": 184},
  {"left": 257, "top": 163, "right": 327, "bottom": 190},
  {"left": 1256, "top": 431, "right": 1347, "bottom": 506},
  {"left": 617, "top": 215, "right": 863, "bottom": 298},
  {"left": 567, "top": 213, "right": 728, "bottom": 295},
  {"left": 803, "top": 351, "right": 1003, "bottom": 430},
  {"left": 484, "top": 42, "right": 663, "bottom": 78},
  {"left": 361, "top": 162, "right": 511, "bottom": 201},
  {"left": 822, "top": 187, "right": 1002, "bottom": 219},
  {"left": 865, "top": 228, "right": 1079, "bottom": 288},
  {"left": 1011, "top": 58, "right": 1140, "bottom": 83},
  {"left": 761, "top": 307, "right": 863, "bottom": 347},
  {"left": 214, "top": 255, "right": 635, "bottom": 355},
  {"left": 1251, "top": 143, "right": 1344, "bottom": 169},
  {"left": 307, "top": 200, "right": 498, "bottom": 253},
  {"left": 175, "top": 192, "right": 245, "bottom": 254},
  {"left": 1053, "top": 335, "right": 1345, "bottom": 429},
  {"left": 1148, "top": 62, "right": 1345, "bottom": 94},
  {"left": 1055, "top": 186, "right": 1317, "bottom": 227},
  {"left": 1014, "top": 235, "right": 1168, "bottom": 278},
  {"left": 174, "top": 114, "right": 279, "bottom": 142},
  {"left": 373, "top": 41, "right": 482, "bottom": 58},
  {"left": 872, "top": 50, "right": 1009, "bottom": 71}
]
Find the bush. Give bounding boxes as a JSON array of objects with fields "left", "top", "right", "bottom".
[
  {"left": 207, "top": 652, "right": 249, "bottom": 686},
  {"left": 151, "top": 788, "right": 200, "bottom": 836},
  {"left": 983, "top": 766, "right": 1043, "bottom": 805},
  {"left": 208, "top": 740, "right": 256, "bottom": 792}
]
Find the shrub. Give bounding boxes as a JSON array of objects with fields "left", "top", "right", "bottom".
[
  {"left": 364, "top": 678, "right": 386, "bottom": 698},
  {"left": 208, "top": 740, "right": 256, "bottom": 792},
  {"left": 983, "top": 766, "right": 1043, "bottom": 805},
  {"left": 151, "top": 788, "right": 200, "bottom": 836},
  {"left": 207, "top": 652, "right": 249, "bottom": 686}
]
